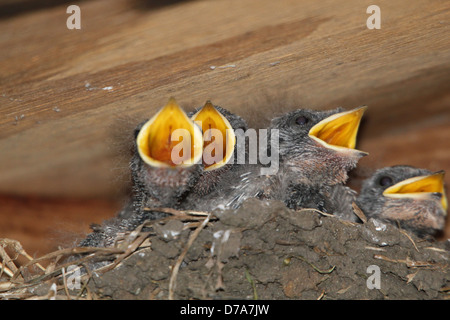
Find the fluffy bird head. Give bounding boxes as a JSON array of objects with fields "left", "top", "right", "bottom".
[
  {"left": 190, "top": 101, "right": 247, "bottom": 170},
  {"left": 131, "top": 98, "right": 204, "bottom": 207},
  {"left": 269, "top": 107, "right": 367, "bottom": 187},
  {"left": 357, "top": 165, "right": 448, "bottom": 236},
  {"left": 131, "top": 99, "right": 247, "bottom": 205},
  {"left": 189, "top": 101, "right": 248, "bottom": 196}
]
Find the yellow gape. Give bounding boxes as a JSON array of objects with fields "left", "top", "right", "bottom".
[
  {"left": 136, "top": 98, "right": 203, "bottom": 168},
  {"left": 383, "top": 171, "right": 448, "bottom": 212},
  {"left": 191, "top": 101, "right": 236, "bottom": 171},
  {"left": 309, "top": 106, "right": 367, "bottom": 154}
]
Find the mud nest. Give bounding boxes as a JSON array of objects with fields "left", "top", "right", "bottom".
[{"left": 1, "top": 198, "right": 449, "bottom": 300}]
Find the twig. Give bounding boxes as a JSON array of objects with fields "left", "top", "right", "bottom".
[
  {"left": 352, "top": 202, "right": 367, "bottom": 223},
  {"left": 399, "top": 229, "right": 419, "bottom": 252},
  {"left": 1, "top": 238, "right": 46, "bottom": 272},
  {"left": 77, "top": 263, "right": 94, "bottom": 299},
  {"left": 0, "top": 262, "right": 14, "bottom": 278},
  {"left": 245, "top": 269, "right": 258, "bottom": 300},
  {"left": 0, "top": 281, "right": 14, "bottom": 292},
  {"left": 365, "top": 246, "right": 386, "bottom": 252},
  {"left": 61, "top": 267, "right": 72, "bottom": 300},
  {"left": 295, "top": 208, "right": 334, "bottom": 217},
  {"left": 12, "top": 247, "right": 124, "bottom": 283},
  {"left": 144, "top": 207, "right": 211, "bottom": 217},
  {"left": 0, "top": 245, "right": 19, "bottom": 278},
  {"left": 317, "top": 290, "right": 325, "bottom": 300},
  {"left": 406, "top": 270, "right": 419, "bottom": 284},
  {"left": 424, "top": 247, "right": 447, "bottom": 253},
  {"left": 373, "top": 254, "right": 443, "bottom": 269},
  {"left": 294, "top": 255, "right": 336, "bottom": 274},
  {"left": 169, "top": 213, "right": 211, "bottom": 300},
  {"left": 100, "top": 231, "right": 152, "bottom": 273}
]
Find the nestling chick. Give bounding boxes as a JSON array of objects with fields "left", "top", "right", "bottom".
[
  {"left": 188, "top": 101, "right": 248, "bottom": 196},
  {"left": 79, "top": 99, "right": 245, "bottom": 247},
  {"left": 271, "top": 107, "right": 367, "bottom": 214},
  {"left": 181, "top": 106, "right": 367, "bottom": 213},
  {"left": 79, "top": 98, "right": 202, "bottom": 247},
  {"left": 356, "top": 165, "right": 448, "bottom": 237},
  {"left": 130, "top": 98, "right": 203, "bottom": 211}
]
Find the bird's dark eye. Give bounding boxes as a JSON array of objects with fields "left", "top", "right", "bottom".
[
  {"left": 295, "top": 116, "right": 309, "bottom": 125},
  {"left": 379, "top": 176, "right": 393, "bottom": 187}
]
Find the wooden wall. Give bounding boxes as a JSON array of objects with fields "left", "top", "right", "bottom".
[{"left": 1, "top": 0, "right": 449, "bottom": 255}]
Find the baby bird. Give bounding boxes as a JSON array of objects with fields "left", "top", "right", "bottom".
[
  {"left": 269, "top": 107, "right": 367, "bottom": 213},
  {"left": 187, "top": 101, "right": 248, "bottom": 196},
  {"left": 356, "top": 165, "right": 448, "bottom": 237},
  {"left": 79, "top": 99, "right": 245, "bottom": 247},
  {"left": 129, "top": 97, "right": 203, "bottom": 212},
  {"left": 79, "top": 98, "right": 202, "bottom": 247},
  {"left": 180, "top": 106, "right": 367, "bottom": 213}
]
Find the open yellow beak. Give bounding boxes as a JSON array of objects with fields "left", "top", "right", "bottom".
[
  {"left": 308, "top": 106, "right": 368, "bottom": 155},
  {"left": 191, "top": 101, "right": 236, "bottom": 171},
  {"left": 136, "top": 98, "right": 203, "bottom": 168},
  {"left": 383, "top": 171, "right": 448, "bottom": 212}
]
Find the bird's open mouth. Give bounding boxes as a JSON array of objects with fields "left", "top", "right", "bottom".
[
  {"left": 308, "top": 106, "right": 368, "bottom": 155},
  {"left": 191, "top": 101, "right": 236, "bottom": 171},
  {"left": 383, "top": 171, "right": 448, "bottom": 212},
  {"left": 136, "top": 98, "right": 203, "bottom": 168}
]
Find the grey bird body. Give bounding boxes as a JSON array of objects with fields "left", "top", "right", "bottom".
[
  {"left": 284, "top": 183, "right": 359, "bottom": 221},
  {"left": 180, "top": 162, "right": 266, "bottom": 211},
  {"left": 181, "top": 107, "right": 366, "bottom": 215},
  {"left": 269, "top": 108, "right": 365, "bottom": 212}
]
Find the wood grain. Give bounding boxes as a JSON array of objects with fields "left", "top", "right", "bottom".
[
  {"left": 0, "top": 0, "right": 449, "bottom": 253},
  {"left": 0, "top": 194, "right": 122, "bottom": 255}
]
